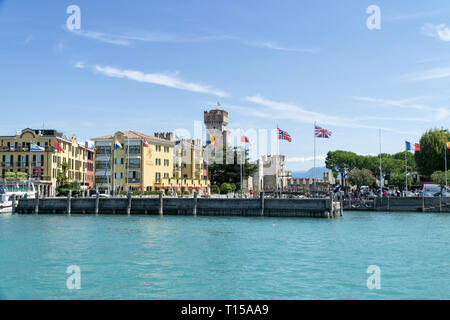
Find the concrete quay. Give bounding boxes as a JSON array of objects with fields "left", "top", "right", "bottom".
[{"left": 14, "top": 193, "right": 343, "bottom": 218}]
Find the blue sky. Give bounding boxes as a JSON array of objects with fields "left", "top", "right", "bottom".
[{"left": 2, "top": 0, "right": 450, "bottom": 171}]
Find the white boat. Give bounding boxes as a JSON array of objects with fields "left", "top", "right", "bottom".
[{"left": 0, "top": 181, "right": 36, "bottom": 214}]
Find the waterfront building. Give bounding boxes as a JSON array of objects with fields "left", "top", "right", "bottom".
[
  {"left": 173, "top": 139, "right": 210, "bottom": 194},
  {"left": 287, "top": 170, "right": 336, "bottom": 194},
  {"left": 93, "top": 131, "right": 175, "bottom": 194},
  {"left": 0, "top": 128, "right": 94, "bottom": 196},
  {"left": 253, "top": 155, "right": 289, "bottom": 193}
]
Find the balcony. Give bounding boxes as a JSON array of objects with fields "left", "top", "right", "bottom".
[
  {"left": 16, "top": 162, "right": 29, "bottom": 168},
  {"left": 0, "top": 162, "right": 13, "bottom": 168},
  {"left": 127, "top": 178, "right": 141, "bottom": 184},
  {"left": 0, "top": 146, "right": 55, "bottom": 152},
  {"left": 126, "top": 163, "right": 141, "bottom": 169}
]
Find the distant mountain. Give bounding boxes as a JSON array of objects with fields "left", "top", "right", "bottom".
[{"left": 291, "top": 167, "right": 329, "bottom": 179}]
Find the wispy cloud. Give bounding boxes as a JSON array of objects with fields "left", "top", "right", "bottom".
[
  {"left": 386, "top": 10, "right": 443, "bottom": 22},
  {"left": 94, "top": 65, "right": 230, "bottom": 97},
  {"left": 243, "top": 40, "right": 320, "bottom": 53},
  {"left": 422, "top": 23, "right": 450, "bottom": 41},
  {"left": 286, "top": 155, "right": 326, "bottom": 163},
  {"left": 66, "top": 27, "right": 317, "bottom": 53},
  {"left": 74, "top": 61, "right": 85, "bottom": 69},
  {"left": 351, "top": 96, "right": 450, "bottom": 120},
  {"left": 226, "top": 96, "right": 415, "bottom": 134},
  {"left": 398, "top": 66, "right": 450, "bottom": 81}
]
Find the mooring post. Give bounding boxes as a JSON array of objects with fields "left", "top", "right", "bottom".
[
  {"left": 422, "top": 194, "right": 425, "bottom": 213},
  {"left": 159, "top": 192, "right": 164, "bottom": 216},
  {"left": 340, "top": 193, "right": 343, "bottom": 216},
  {"left": 387, "top": 196, "right": 390, "bottom": 211},
  {"left": 12, "top": 194, "right": 17, "bottom": 214},
  {"left": 260, "top": 192, "right": 265, "bottom": 216},
  {"left": 34, "top": 190, "right": 40, "bottom": 214},
  {"left": 67, "top": 190, "right": 72, "bottom": 215},
  {"left": 127, "top": 192, "right": 132, "bottom": 216},
  {"left": 440, "top": 193, "right": 442, "bottom": 213},
  {"left": 95, "top": 193, "right": 100, "bottom": 215},
  {"left": 193, "top": 191, "right": 198, "bottom": 216}
]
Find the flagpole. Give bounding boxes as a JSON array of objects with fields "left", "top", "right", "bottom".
[
  {"left": 127, "top": 136, "right": 130, "bottom": 193},
  {"left": 445, "top": 141, "right": 448, "bottom": 187},
  {"left": 276, "top": 125, "right": 279, "bottom": 196},
  {"left": 29, "top": 140, "right": 32, "bottom": 182},
  {"left": 314, "top": 122, "right": 317, "bottom": 192},
  {"left": 379, "top": 129, "right": 383, "bottom": 197},
  {"left": 405, "top": 148, "right": 408, "bottom": 192}
]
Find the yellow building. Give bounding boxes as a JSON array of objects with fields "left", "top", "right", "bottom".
[
  {"left": 92, "top": 131, "right": 210, "bottom": 195},
  {"left": 0, "top": 128, "right": 95, "bottom": 196},
  {"left": 93, "top": 131, "right": 175, "bottom": 194},
  {"left": 174, "top": 139, "right": 210, "bottom": 194}
]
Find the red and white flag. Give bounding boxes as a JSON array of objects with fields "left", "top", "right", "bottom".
[
  {"left": 55, "top": 140, "right": 65, "bottom": 153},
  {"left": 241, "top": 136, "right": 252, "bottom": 147},
  {"left": 142, "top": 138, "right": 149, "bottom": 148}
]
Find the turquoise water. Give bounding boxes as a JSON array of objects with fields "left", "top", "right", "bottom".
[{"left": 0, "top": 212, "right": 449, "bottom": 300}]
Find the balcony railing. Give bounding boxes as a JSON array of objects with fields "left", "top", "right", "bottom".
[
  {"left": 127, "top": 178, "right": 141, "bottom": 183},
  {"left": 16, "top": 162, "right": 28, "bottom": 168},
  {"left": 0, "top": 162, "right": 13, "bottom": 168},
  {"left": 0, "top": 146, "right": 55, "bottom": 152}
]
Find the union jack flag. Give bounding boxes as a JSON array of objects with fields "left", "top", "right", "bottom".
[
  {"left": 278, "top": 128, "right": 292, "bottom": 142},
  {"left": 315, "top": 125, "right": 332, "bottom": 139}
]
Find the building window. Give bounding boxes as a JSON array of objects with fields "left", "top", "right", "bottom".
[
  {"left": 156, "top": 145, "right": 162, "bottom": 152},
  {"left": 164, "top": 159, "right": 169, "bottom": 166},
  {"left": 115, "top": 172, "right": 123, "bottom": 179},
  {"left": 115, "top": 158, "right": 124, "bottom": 165},
  {"left": 156, "top": 159, "right": 161, "bottom": 166},
  {"left": 164, "top": 173, "right": 169, "bottom": 178},
  {"left": 164, "top": 146, "right": 170, "bottom": 153},
  {"left": 128, "top": 146, "right": 141, "bottom": 154},
  {"left": 155, "top": 172, "right": 161, "bottom": 184}
]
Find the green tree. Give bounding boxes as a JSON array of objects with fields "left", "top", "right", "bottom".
[
  {"left": 348, "top": 168, "right": 376, "bottom": 188},
  {"left": 220, "top": 182, "right": 233, "bottom": 194},
  {"left": 431, "top": 171, "right": 450, "bottom": 186},
  {"left": 209, "top": 146, "right": 258, "bottom": 191},
  {"left": 390, "top": 173, "right": 413, "bottom": 189},
  {"left": 415, "top": 128, "right": 450, "bottom": 177},
  {"left": 325, "top": 150, "right": 358, "bottom": 187}
]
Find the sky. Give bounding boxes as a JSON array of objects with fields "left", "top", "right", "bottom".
[{"left": 1, "top": 0, "right": 450, "bottom": 171}]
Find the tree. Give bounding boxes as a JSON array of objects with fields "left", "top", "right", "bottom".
[
  {"left": 220, "top": 183, "right": 233, "bottom": 194},
  {"left": 431, "top": 171, "right": 450, "bottom": 186},
  {"left": 415, "top": 128, "right": 450, "bottom": 177},
  {"left": 209, "top": 146, "right": 258, "bottom": 191},
  {"left": 348, "top": 168, "right": 376, "bottom": 188},
  {"left": 390, "top": 173, "right": 413, "bottom": 189},
  {"left": 325, "top": 150, "right": 358, "bottom": 187}
]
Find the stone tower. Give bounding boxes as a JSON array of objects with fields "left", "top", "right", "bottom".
[{"left": 204, "top": 109, "right": 231, "bottom": 146}]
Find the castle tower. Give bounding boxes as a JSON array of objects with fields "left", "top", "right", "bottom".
[{"left": 204, "top": 109, "right": 231, "bottom": 146}]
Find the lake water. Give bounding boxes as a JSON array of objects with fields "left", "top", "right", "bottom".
[{"left": 0, "top": 211, "right": 449, "bottom": 300}]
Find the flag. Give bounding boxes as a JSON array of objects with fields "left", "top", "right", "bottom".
[
  {"left": 207, "top": 135, "right": 219, "bottom": 146},
  {"left": 447, "top": 141, "right": 450, "bottom": 150},
  {"left": 85, "top": 140, "right": 96, "bottom": 151},
  {"left": 55, "top": 140, "right": 65, "bottom": 153},
  {"left": 414, "top": 143, "right": 421, "bottom": 152},
  {"left": 241, "top": 136, "right": 252, "bottom": 147},
  {"left": 114, "top": 138, "right": 123, "bottom": 150},
  {"left": 405, "top": 141, "right": 412, "bottom": 152},
  {"left": 278, "top": 128, "right": 292, "bottom": 142},
  {"left": 142, "top": 138, "right": 149, "bottom": 148},
  {"left": 30, "top": 142, "right": 44, "bottom": 152},
  {"left": 315, "top": 125, "right": 332, "bottom": 139}
]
